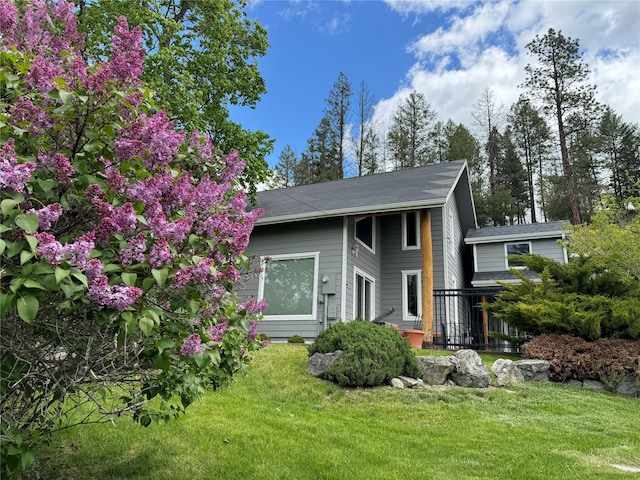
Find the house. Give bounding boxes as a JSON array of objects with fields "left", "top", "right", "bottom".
[
  {"left": 240, "top": 161, "right": 569, "bottom": 349},
  {"left": 240, "top": 160, "right": 476, "bottom": 342},
  {"left": 464, "top": 221, "right": 568, "bottom": 287}
]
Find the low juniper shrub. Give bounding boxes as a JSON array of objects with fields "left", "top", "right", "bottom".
[
  {"left": 288, "top": 335, "right": 306, "bottom": 344},
  {"left": 308, "top": 320, "right": 421, "bottom": 387}
]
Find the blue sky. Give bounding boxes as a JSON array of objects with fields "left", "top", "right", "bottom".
[{"left": 230, "top": 1, "right": 640, "bottom": 172}]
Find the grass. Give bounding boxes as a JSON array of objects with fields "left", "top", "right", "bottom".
[{"left": 29, "top": 344, "right": 639, "bottom": 480}]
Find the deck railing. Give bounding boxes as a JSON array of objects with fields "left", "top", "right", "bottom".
[{"left": 432, "top": 288, "right": 522, "bottom": 353}]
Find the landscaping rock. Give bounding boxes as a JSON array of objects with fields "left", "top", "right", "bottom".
[
  {"left": 491, "top": 358, "right": 525, "bottom": 386},
  {"left": 417, "top": 355, "right": 455, "bottom": 385},
  {"left": 308, "top": 351, "right": 343, "bottom": 378},
  {"left": 398, "top": 376, "right": 422, "bottom": 388},
  {"left": 614, "top": 374, "right": 639, "bottom": 398},
  {"left": 566, "top": 379, "right": 583, "bottom": 388},
  {"left": 450, "top": 349, "right": 490, "bottom": 388},
  {"left": 514, "top": 359, "right": 550, "bottom": 381},
  {"left": 582, "top": 379, "right": 605, "bottom": 391},
  {"left": 390, "top": 378, "right": 405, "bottom": 389}
]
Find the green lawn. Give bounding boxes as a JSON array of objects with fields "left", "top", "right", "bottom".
[{"left": 30, "top": 344, "right": 639, "bottom": 480}]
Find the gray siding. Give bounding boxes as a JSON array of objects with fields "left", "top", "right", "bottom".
[
  {"left": 241, "top": 218, "right": 343, "bottom": 340},
  {"left": 475, "top": 237, "right": 565, "bottom": 272},
  {"left": 379, "top": 208, "right": 444, "bottom": 328},
  {"left": 345, "top": 215, "right": 383, "bottom": 322}
]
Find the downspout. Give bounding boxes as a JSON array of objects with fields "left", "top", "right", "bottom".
[{"left": 421, "top": 209, "right": 434, "bottom": 343}]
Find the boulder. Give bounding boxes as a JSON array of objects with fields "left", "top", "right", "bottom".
[
  {"left": 417, "top": 356, "right": 455, "bottom": 385},
  {"left": 582, "top": 379, "right": 605, "bottom": 391},
  {"left": 491, "top": 358, "right": 524, "bottom": 386},
  {"left": 390, "top": 378, "right": 405, "bottom": 389},
  {"left": 450, "top": 349, "right": 490, "bottom": 388},
  {"left": 514, "top": 359, "right": 550, "bottom": 381},
  {"left": 614, "top": 373, "right": 639, "bottom": 398},
  {"left": 308, "top": 351, "right": 343, "bottom": 378}
]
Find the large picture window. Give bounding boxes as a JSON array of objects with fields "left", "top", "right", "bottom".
[
  {"left": 505, "top": 243, "right": 531, "bottom": 269},
  {"left": 355, "top": 216, "right": 375, "bottom": 252},
  {"left": 402, "top": 270, "right": 422, "bottom": 321},
  {"left": 259, "top": 253, "right": 319, "bottom": 319}
]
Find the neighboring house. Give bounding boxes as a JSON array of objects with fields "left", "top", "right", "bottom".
[
  {"left": 464, "top": 221, "right": 568, "bottom": 287},
  {"left": 240, "top": 160, "right": 476, "bottom": 342},
  {"left": 450, "top": 221, "right": 569, "bottom": 351}
]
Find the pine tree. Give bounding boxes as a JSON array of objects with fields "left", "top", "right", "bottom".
[
  {"left": 523, "top": 28, "right": 600, "bottom": 224},
  {"left": 271, "top": 145, "right": 298, "bottom": 188},
  {"left": 387, "top": 91, "right": 437, "bottom": 170}
]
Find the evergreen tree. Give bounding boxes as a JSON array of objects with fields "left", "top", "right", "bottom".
[
  {"left": 500, "top": 127, "right": 529, "bottom": 224},
  {"left": 352, "top": 81, "right": 378, "bottom": 175},
  {"left": 325, "top": 72, "right": 352, "bottom": 179},
  {"left": 509, "top": 96, "right": 553, "bottom": 222},
  {"left": 304, "top": 116, "right": 336, "bottom": 183},
  {"left": 271, "top": 145, "right": 298, "bottom": 188},
  {"left": 598, "top": 107, "right": 640, "bottom": 205},
  {"left": 523, "top": 28, "right": 600, "bottom": 224},
  {"left": 387, "top": 91, "right": 437, "bottom": 169}
]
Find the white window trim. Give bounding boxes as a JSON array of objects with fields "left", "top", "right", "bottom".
[
  {"left": 401, "top": 269, "right": 422, "bottom": 322},
  {"left": 354, "top": 216, "right": 376, "bottom": 254},
  {"left": 402, "top": 212, "right": 421, "bottom": 250},
  {"left": 353, "top": 267, "right": 375, "bottom": 322},
  {"left": 258, "top": 252, "right": 319, "bottom": 321},
  {"left": 504, "top": 242, "right": 532, "bottom": 269}
]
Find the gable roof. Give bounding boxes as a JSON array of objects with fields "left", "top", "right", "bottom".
[
  {"left": 255, "top": 160, "right": 474, "bottom": 226},
  {"left": 465, "top": 221, "right": 567, "bottom": 245}
]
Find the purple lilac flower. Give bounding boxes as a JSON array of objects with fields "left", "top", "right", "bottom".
[
  {"left": 206, "top": 322, "right": 228, "bottom": 342},
  {"left": 27, "top": 203, "right": 63, "bottom": 231},
  {"left": 246, "top": 321, "right": 258, "bottom": 342},
  {"left": 0, "top": 139, "right": 37, "bottom": 193},
  {"left": 180, "top": 334, "right": 204, "bottom": 356}
]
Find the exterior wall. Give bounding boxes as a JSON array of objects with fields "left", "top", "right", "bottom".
[
  {"left": 241, "top": 218, "right": 344, "bottom": 340},
  {"left": 474, "top": 238, "right": 566, "bottom": 273},
  {"left": 379, "top": 208, "right": 445, "bottom": 329},
  {"left": 345, "top": 215, "right": 383, "bottom": 322},
  {"left": 443, "top": 196, "right": 465, "bottom": 290}
]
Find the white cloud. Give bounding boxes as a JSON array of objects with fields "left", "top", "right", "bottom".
[{"left": 375, "top": 0, "right": 640, "bottom": 138}]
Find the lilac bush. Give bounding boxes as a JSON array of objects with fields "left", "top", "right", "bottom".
[{"left": 0, "top": 0, "right": 266, "bottom": 475}]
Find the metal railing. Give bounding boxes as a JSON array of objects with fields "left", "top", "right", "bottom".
[{"left": 432, "top": 288, "right": 522, "bottom": 353}]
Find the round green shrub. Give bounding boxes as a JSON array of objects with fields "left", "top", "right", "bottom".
[
  {"left": 308, "top": 320, "right": 421, "bottom": 387},
  {"left": 288, "top": 335, "right": 306, "bottom": 344}
]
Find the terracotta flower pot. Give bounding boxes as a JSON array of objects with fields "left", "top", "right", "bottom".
[{"left": 402, "top": 329, "right": 425, "bottom": 349}]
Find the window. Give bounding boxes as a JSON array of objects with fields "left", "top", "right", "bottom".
[
  {"left": 402, "top": 270, "right": 422, "bottom": 321},
  {"left": 402, "top": 212, "right": 420, "bottom": 250},
  {"left": 259, "top": 253, "right": 319, "bottom": 319},
  {"left": 354, "top": 269, "right": 374, "bottom": 321},
  {"left": 505, "top": 243, "right": 531, "bottom": 268},
  {"left": 355, "top": 216, "right": 375, "bottom": 252}
]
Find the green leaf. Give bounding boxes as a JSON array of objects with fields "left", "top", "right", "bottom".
[
  {"left": 152, "top": 352, "right": 171, "bottom": 370},
  {"left": 0, "top": 239, "right": 5, "bottom": 256},
  {"left": 102, "top": 263, "right": 122, "bottom": 273},
  {"left": 1, "top": 197, "right": 22, "bottom": 215},
  {"left": 6, "top": 240, "right": 24, "bottom": 258},
  {"left": 122, "top": 272, "right": 137, "bottom": 286},
  {"left": 151, "top": 268, "right": 169, "bottom": 287},
  {"left": 22, "top": 279, "right": 46, "bottom": 291},
  {"left": 55, "top": 267, "right": 70, "bottom": 284},
  {"left": 17, "top": 295, "right": 39, "bottom": 324},
  {"left": 142, "top": 277, "right": 155, "bottom": 291},
  {"left": 0, "top": 292, "right": 14, "bottom": 316},
  {"left": 25, "top": 235, "right": 38, "bottom": 252},
  {"left": 193, "top": 352, "right": 210, "bottom": 369},
  {"left": 189, "top": 299, "right": 200, "bottom": 314},
  {"left": 20, "top": 250, "right": 34, "bottom": 265},
  {"left": 15, "top": 213, "right": 39, "bottom": 234},
  {"left": 60, "top": 281, "right": 79, "bottom": 299},
  {"left": 139, "top": 316, "right": 154, "bottom": 336},
  {"left": 70, "top": 271, "right": 88, "bottom": 287}
]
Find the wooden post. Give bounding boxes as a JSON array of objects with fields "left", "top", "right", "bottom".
[{"left": 421, "top": 210, "right": 433, "bottom": 342}]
